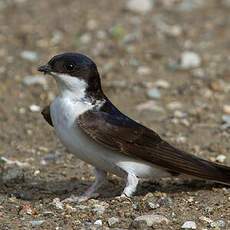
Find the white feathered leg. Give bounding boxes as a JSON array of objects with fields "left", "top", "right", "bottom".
[{"left": 122, "top": 173, "right": 139, "bottom": 197}]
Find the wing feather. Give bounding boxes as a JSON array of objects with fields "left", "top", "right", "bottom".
[{"left": 78, "top": 110, "right": 230, "bottom": 184}]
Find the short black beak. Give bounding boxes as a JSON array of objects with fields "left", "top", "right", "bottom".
[{"left": 37, "top": 64, "right": 52, "bottom": 74}]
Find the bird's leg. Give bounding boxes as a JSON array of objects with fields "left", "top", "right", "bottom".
[
  {"left": 82, "top": 168, "right": 107, "bottom": 199},
  {"left": 63, "top": 168, "right": 107, "bottom": 203},
  {"left": 121, "top": 173, "right": 139, "bottom": 197}
]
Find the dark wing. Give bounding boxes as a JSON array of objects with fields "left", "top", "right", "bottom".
[
  {"left": 41, "top": 105, "right": 53, "bottom": 127},
  {"left": 78, "top": 110, "right": 230, "bottom": 184}
]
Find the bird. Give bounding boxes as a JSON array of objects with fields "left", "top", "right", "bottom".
[{"left": 38, "top": 52, "right": 230, "bottom": 201}]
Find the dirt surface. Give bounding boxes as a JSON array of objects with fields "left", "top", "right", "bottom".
[{"left": 0, "top": 0, "right": 230, "bottom": 229}]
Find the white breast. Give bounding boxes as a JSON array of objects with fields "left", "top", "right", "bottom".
[{"left": 50, "top": 94, "right": 169, "bottom": 179}]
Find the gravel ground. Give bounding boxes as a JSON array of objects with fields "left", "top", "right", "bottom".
[{"left": 0, "top": 0, "right": 230, "bottom": 229}]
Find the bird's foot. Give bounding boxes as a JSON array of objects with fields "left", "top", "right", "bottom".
[
  {"left": 115, "top": 193, "right": 133, "bottom": 203},
  {"left": 63, "top": 193, "right": 99, "bottom": 203}
]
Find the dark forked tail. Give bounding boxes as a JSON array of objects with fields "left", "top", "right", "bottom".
[
  {"left": 160, "top": 144, "right": 230, "bottom": 185},
  {"left": 208, "top": 163, "right": 230, "bottom": 185}
]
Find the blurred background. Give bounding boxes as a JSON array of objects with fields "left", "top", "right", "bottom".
[{"left": 0, "top": 0, "right": 230, "bottom": 229}]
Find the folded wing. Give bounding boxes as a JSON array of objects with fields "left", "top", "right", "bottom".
[{"left": 78, "top": 110, "right": 230, "bottom": 185}]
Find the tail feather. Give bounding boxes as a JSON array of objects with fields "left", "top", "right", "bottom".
[
  {"left": 211, "top": 163, "right": 230, "bottom": 185},
  {"left": 180, "top": 157, "right": 230, "bottom": 185}
]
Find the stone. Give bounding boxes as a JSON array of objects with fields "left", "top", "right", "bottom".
[
  {"left": 222, "top": 115, "right": 230, "bottom": 124},
  {"left": 0, "top": 157, "right": 29, "bottom": 168},
  {"left": 20, "top": 51, "right": 38, "bottom": 62},
  {"left": 1, "top": 167, "right": 24, "bottom": 184},
  {"left": 174, "top": 110, "right": 187, "bottom": 118},
  {"left": 87, "top": 19, "right": 98, "bottom": 30},
  {"left": 30, "top": 220, "right": 45, "bottom": 227},
  {"left": 210, "top": 219, "right": 225, "bottom": 228},
  {"left": 178, "top": 0, "right": 205, "bottom": 11},
  {"left": 92, "top": 204, "right": 106, "bottom": 215},
  {"left": 137, "top": 66, "right": 151, "bottom": 75},
  {"left": 154, "top": 80, "right": 170, "bottom": 89},
  {"left": 147, "top": 201, "right": 160, "bottom": 209},
  {"left": 180, "top": 51, "right": 201, "bottom": 69},
  {"left": 80, "top": 33, "right": 92, "bottom": 44},
  {"left": 126, "top": 0, "right": 154, "bottom": 14},
  {"left": 108, "top": 217, "right": 119, "bottom": 227},
  {"left": 167, "top": 101, "right": 183, "bottom": 110},
  {"left": 215, "top": 154, "right": 226, "bottom": 163},
  {"left": 181, "top": 221, "right": 197, "bottom": 229},
  {"left": 110, "top": 24, "right": 126, "bottom": 40},
  {"left": 136, "top": 100, "right": 164, "bottom": 112},
  {"left": 51, "top": 31, "right": 63, "bottom": 45},
  {"left": 40, "top": 151, "right": 62, "bottom": 165},
  {"left": 223, "top": 105, "right": 230, "bottom": 115},
  {"left": 133, "top": 214, "right": 169, "bottom": 227},
  {"left": 29, "top": 104, "right": 41, "bottom": 112},
  {"left": 51, "top": 198, "right": 64, "bottom": 210},
  {"left": 94, "top": 220, "right": 102, "bottom": 226},
  {"left": 147, "top": 88, "right": 161, "bottom": 99},
  {"left": 22, "top": 75, "right": 48, "bottom": 89},
  {"left": 199, "top": 216, "right": 213, "bottom": 224}
]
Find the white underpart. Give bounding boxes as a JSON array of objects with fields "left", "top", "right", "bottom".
[{"left": 50, "top": 73, "right": 170, "bottom": 197}]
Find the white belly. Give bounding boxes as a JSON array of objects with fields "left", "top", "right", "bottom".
[{"left": 50, "top": 96, "right": 170, "bottom": 179}]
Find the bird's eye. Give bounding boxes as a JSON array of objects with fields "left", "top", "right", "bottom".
[{"left": 64, "top": 62, "right": 76, "bottom": 72}]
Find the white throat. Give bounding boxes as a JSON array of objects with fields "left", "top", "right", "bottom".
[{"left": 51, "top": 72, "right": 88, "bottom": 101}]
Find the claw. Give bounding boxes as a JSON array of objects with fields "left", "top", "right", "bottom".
[{"left": 63, "top": 193, "right": 99, "bottom": 203}]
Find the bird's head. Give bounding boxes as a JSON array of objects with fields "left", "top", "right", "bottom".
[{"left": 38, "top": 53, "right": 103, "bottom": 99}]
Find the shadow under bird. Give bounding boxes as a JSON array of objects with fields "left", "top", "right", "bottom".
[{"left": 38, "top": 52, "right": 230, "bottom": 201}]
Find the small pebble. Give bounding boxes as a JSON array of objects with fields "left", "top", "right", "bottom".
[
  {"left": 199, "top": 216, "right": 213, "bottom": 224},
  {"left": 94, "top": 220, "right": 102, "bottom": 226},
  {"left": 222, "top": 115, "right": 230, "bottom": 124},
  {"left": 96, "top": 30, "right": 107, "bottom": 39},
  {"left": 210, "top": 219, "right": 226, "bottom": 228},
  {"left": 92, "top": 204, "right": 106, "bottom": 215},
  {"left": 136, "top": 100, "right": 164, "bottom": 112},
  {"left": 51, "top": 31, "right": 63, "bottom": 45},
  {"left": 154, "top": 80, "right": 170, "bottom": 89},
  {"left": 108, "top": 217, "right": 119, "bottom": 227},
  {"left": 176, "top": 135, "right": 187, "bottom": 144},
  {"left": 167, "top": 101, "right": 183, "bottom": 110},
  {"left": 104, "top": 80, "right": 127, "bottom": 89},
  {"left": 180, "top": 51, "right": 201, "bottom": 69},
  {"left": 22, "top": 75, "right": 48, "bottom": 89},
  {"left": 80, "top": 33, "right": 92, "bottom": 44},
  {"left": 51, "top": 198, "right": 64, "bottom": 210},
  {"left": 215, "top": 155, "right": 226, "bottom": 163},
  {"left": 174, "top": 110, "right": 187, "bottom": 118},
  {"left": 178, "top": 0, "right": 205, "bottom": 11},
  {"left": 223, "top": 105, "right": 230, "bottom": 115},
  {"left": 133, "top": 214, "right": 169, "bottom": 227},
  {"left": 87, "top": 19, "right": 98, "bottom": 30},
  {"left": 147, "top": 201, "right": 160, "bottom": 209},
  {"left": 30, "top": 220, "right": 45, "bottom": 227},
  {"left": 1, "top": 167, "right": 24, "bottom": 184},
  {"left": 137, "top": 66, "right": 151, "bottom": 75},
  {"left": 181, "top": 221, "right": 197, "bottom": 229},
  {"left": 40, "top": 151, "right": 62, "bottom": 165},
  {"left": 110, "top": 24, "right": 126, "bottom": 40},
  {"left": 20, "top": 51, "right": 38, "bottom": 62},
  {"left": 65, "top": 204, "right": 76, "bottom": 213},
  {"left": 147, "top": 88, "right": 161, "bottom": 99},
  {"left": 126, "top": 0, "right": 154, "bottom": 14},
  {"left": 29, "top": 104, "right": 41, "bottom": 112}
]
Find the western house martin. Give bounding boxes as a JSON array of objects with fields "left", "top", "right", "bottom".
[{"left": 38, "top": 52, "right": 230, "bottom": 201}]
